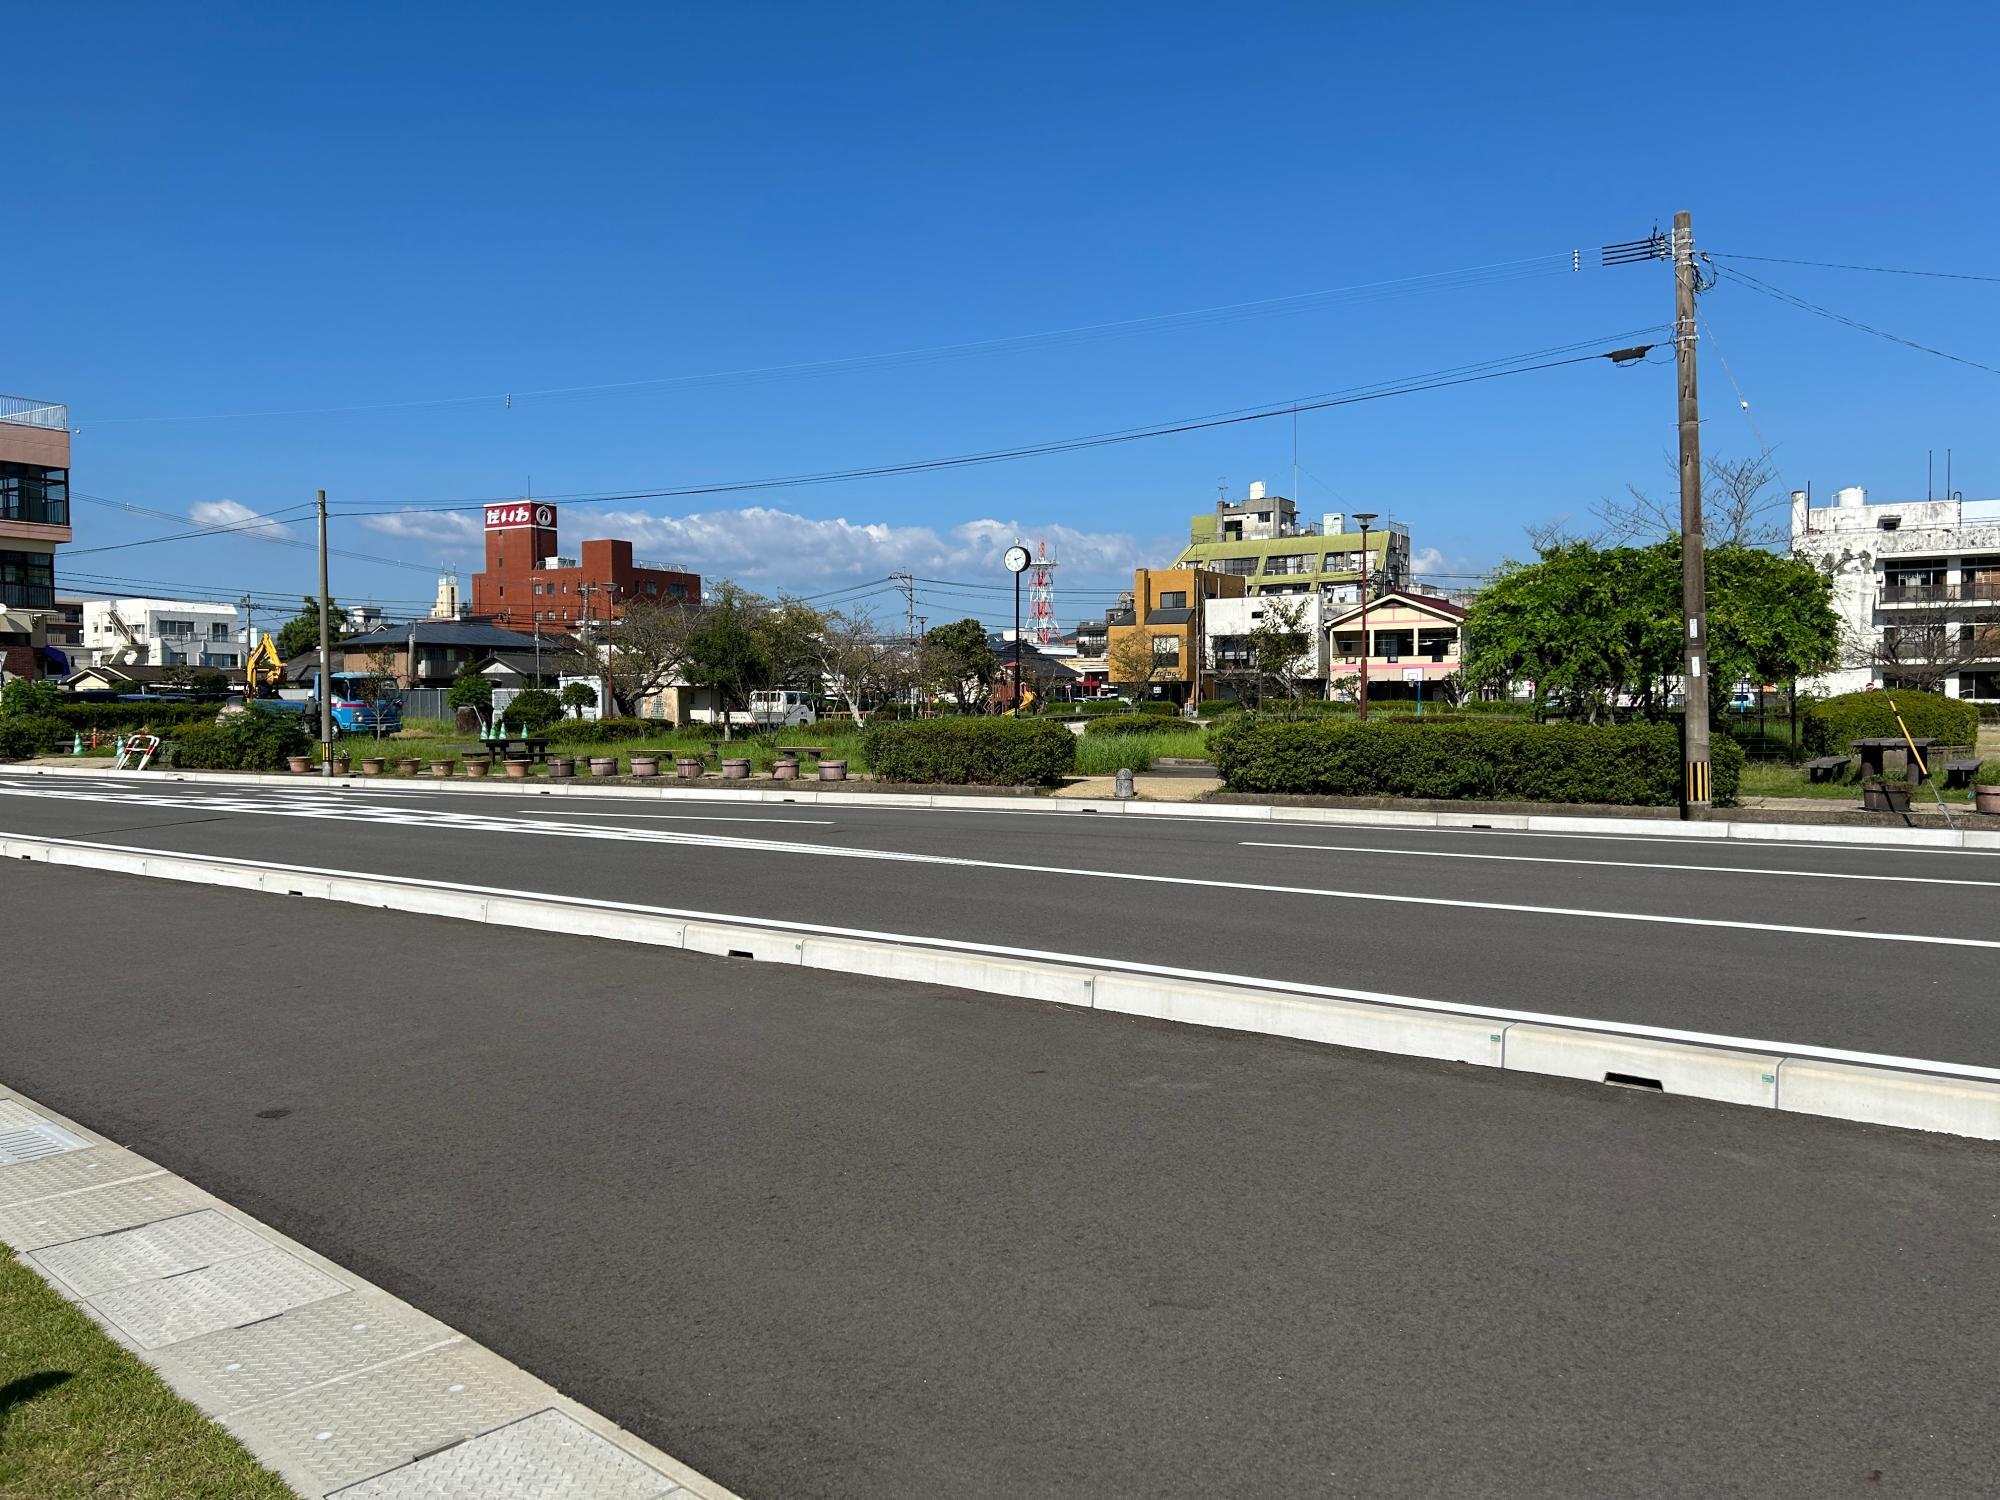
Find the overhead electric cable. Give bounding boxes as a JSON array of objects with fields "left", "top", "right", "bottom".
[{"left": 1718, "top": 267, "right": 2000, "bottom": 378}]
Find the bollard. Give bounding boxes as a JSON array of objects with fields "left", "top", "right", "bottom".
[{"left": 1114, "top": 766, "right": 1136, "bottom": 799}]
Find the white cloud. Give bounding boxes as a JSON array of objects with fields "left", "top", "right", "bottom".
[
  {"left": 360, "top": 502, "right": 1171, "bottom": 592},
  {"left": 1410, "top": 545, "right": 1488, "bottom": 585},
  {"left": 190, "top": 499, "right": 301, "bottom": 545}
]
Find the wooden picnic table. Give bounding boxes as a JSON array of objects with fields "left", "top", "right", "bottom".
[
  {"left": 458, "top": 736, "right": 551, "bottom": 763},
  {"left": 1852, "top": 736, "right": 1940, "bottom": 783},
  {"left": 775, "top": 745, "right": 832, "bottom": 761}
]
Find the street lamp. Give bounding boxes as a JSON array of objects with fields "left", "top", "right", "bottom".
[{"left": 1352, "top": 513, "right": 1377, "bottom": 721}]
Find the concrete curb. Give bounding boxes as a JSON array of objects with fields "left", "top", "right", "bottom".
[
  {"left": 11, "top": 762, "right": 1998, "bottom": 850},
  {"left": 0, "top": 1082, "right": 744, "bottom": 1500},
  {"left": 11, "top": 830, "right": 2000, "bottom": 1145}
]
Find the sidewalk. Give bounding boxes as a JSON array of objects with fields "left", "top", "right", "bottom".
[{"left": 0, "top": 1086, "right": 737, "bottom": 1500}]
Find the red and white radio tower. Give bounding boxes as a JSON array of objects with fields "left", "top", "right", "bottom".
[{"left": 1027, "top": 539, "right": 1059, "bottom": 646}]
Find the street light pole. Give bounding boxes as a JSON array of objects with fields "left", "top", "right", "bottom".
[
  {"left": 1672, "top": 209, "right": 1712, "bottom": 818},
  {"left": 316, "top": 488, "right": 333, "bottom": 776},
  {"left": 1352, "top": 513, "right": 1377, "bottom": 721}
]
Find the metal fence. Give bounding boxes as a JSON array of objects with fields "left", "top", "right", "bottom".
[{"left": 397, "top": 687, "right": 452, "bottom": 720}]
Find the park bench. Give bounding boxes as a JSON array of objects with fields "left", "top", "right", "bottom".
[
  {"left": 1804, "top": 755, "right": 1850, "bottom": 783},
  {"left": 1941, "top": 758, "right": 1983, "bottom": 789},
  {"left": 775, "top": 745, "right": 831, "bottom": 763}
]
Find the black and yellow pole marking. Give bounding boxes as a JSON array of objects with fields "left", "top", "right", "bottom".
[{"left": 1685, "top": 758, "right": 1711, "bottom": 805}]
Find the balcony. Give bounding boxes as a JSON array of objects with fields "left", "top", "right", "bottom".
[
  {"left": 0, "top": 396, "right": 67, "bottom": 431},
  {"left": 1879, "top": 581, "right": 2000, "bottom": 607}
]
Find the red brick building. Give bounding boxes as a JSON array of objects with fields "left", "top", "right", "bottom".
[{"left": 469, "top": 502, "right": 700, "bottom": 631}]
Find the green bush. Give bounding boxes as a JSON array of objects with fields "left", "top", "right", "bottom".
[
  {"left": 0, "top": 679, "right": 60, "bottom": 717},
  {"left": 44, "top": 701, "right": 218, "bottom": 733},
  {"left": 1803, "top": 690, "right": 1978, "bottom": 756},
  {"left": 865, "top": 718, "right": 1076, "bottom": 786},
  {"left": 0, "top": 715, "right": 67, "bottom": 760},
  {"left": 446, "top": 672, "right": 493, "bottom": 711},
  {"left": 1195, "top": 699, "right": 1247, "bottom": 718},
  {"left": 1208, "top": 717, "right": 1744, "bottom": 807},
  {"left": 1077, "top": 700, "right": 1133, "bottom": 716},
  {"left": 1135, "top": 700, "right": 1179, "bottom": 717},
  {"left": 170, "top": 712, "right": 311, "bottom": 772},
  {"left": 504, "top": 688, "right": 563, "bottom": 732},
  {"left": 1977, "top": 759, "right": 2000, "bottom": 785},
  {"left": 1084, "top": 714, "right": 1181, "bottom": 737},
  {"left": 543, "top": 716, "right": 654, "bottom": 745}
]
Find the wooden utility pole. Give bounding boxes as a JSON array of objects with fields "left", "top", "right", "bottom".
[
  {"left": 1673, "top": 211, "right": 1711, "bottom": 818},
  {"left": 316, "top": 488, "right": 334, "bottom": 776}
]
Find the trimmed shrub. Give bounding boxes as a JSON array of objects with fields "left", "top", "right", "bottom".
[
  {"left": 45, "top": 701, "right": 219, "bottom": 733},
  {"left": 1196, "top": 699, "right": 1248, "bottom": 718},
  {"left": 1803, "top": 690, "right": 1978, "bottom": 756},
  {"left": 1135, "top": 701, "right": 1179, "bottom": 717},
  {"left": 1077, "top": 700, "right": 1134, "bottom": 716},
  {"left": 1085, "top": 714, "right": 1179, "bottom": 737},
  {"left": 504, "top": 688, "right": 563, "bottom": 732},
  {"left": 865, "top": 718, "right": 1076, "bottom": 786},
  {"left": 544, "top": 717, "right": 654, "bottom": 744},
  {"left": 1209, "top": 717, "right": 1743, "bottom": 807},
  {"left": 170, "top": 712, "right": 310, "bottom": 772},
  {"left": 1977, "top": 759, "right": 2000, "bottom": 786},
  {"left": 0, "top": 715, "right": 68, "bottom": 760}
]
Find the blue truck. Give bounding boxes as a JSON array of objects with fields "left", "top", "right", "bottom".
[{"left": 259, "top": 671, "right": 402, "bottom": 736}]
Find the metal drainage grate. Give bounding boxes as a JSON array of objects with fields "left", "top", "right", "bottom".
[
  {"left": 0, "top": 1118, "right": 91, "bottom": 1166},
  {"left": 1604, "top": 1072, "right": 1665, "bottom": 1092}
]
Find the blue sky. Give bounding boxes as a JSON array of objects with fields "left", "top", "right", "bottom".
[{"left": 16, "top": 2, "right": 2000, "bottom": 629}]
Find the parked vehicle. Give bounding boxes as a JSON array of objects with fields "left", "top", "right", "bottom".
[{"left": 260, "top": 671, "right": 402, "bottom": 736}]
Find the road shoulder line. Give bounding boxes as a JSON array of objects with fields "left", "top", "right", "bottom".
[{"left": 0, "top": 1080, "right": 743, "bottom": 1500}]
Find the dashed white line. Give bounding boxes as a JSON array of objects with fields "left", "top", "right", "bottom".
[{"left": 1242, "top": 840, "right": 2000, "bottom": 888}]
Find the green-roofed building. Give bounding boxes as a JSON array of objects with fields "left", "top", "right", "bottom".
[{"left": 1175, "top": 482, "right": 1410, "bottom": 601}]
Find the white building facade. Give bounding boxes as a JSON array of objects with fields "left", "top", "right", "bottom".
[
  {"left": 81, "top": 598, "right": 242, "bottom": 670},
  {"left": 1202, "top": 593, "right": 1330, "bottom": 696},
  {"left": 1791, "top": 487, "right": 2000, "bottom": 701}
]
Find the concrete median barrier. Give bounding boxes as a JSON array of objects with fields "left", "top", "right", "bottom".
[
  {"left": 1502, "top": 1026, "right": 1781, "bottom": 1108},
  {"left": 1777, "top": 1058, "right": 2000, "bottom": 1138}
]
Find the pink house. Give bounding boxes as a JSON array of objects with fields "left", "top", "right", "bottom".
[{"left": 1325, "top": 589, "right": 1466, "bottom": 701}]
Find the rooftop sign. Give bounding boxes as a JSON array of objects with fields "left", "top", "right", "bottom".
[{"left": 485, "top": 502, "right": 557, "bottom": 531}]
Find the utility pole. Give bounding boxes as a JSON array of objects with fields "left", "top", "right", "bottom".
[
  {"left": 1673, "top": 209, "right": 1712, "bottom": 818},
  {"left": 316, "top": 489, "right": 333, "bottom": 776},
  {"left": 1353, "top": 513, "right": 1377, "bottom": 720}
]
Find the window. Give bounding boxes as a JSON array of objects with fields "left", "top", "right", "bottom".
[
  {"left": 0, "top": 463, "right": 68, "bottom": 527},
  {"left": 1152, "top": 635, "right": 1181, "bottom": 670},
  {"left": 157, "top": 618, "right": 195, "bottom": 639},
  {"left": 1332, "top": 631, "right": 1364, "bottom": 660},
  {"left": 1158, "top": 590, "right": 1188, "bottom": 609},
  {"left": 1, "top": 550, "right": 55, "bottom": 608},
  {"left": 1323, "top": 551, "right": 1362, "bottom": 571},
  {"left": 1418, "top": 627, "right": 1457, "bottom": 662},
  {"left": 1373, "top": 629, "right": 1414, "bottom": 661},
  {"left": 1264, "top": 553, "right": 1313, "bottom": 576},
  {"left": 670, "top": 583, "right": 688, "bottom": 599},
  {"left": 209, "top": 621, "right": 233, "bottom": 640},
  {"left": 1213, "top": 557, "right": 1258, "bottom": 575}
]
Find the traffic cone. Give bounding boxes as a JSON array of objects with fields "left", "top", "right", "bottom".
[
  {"left": 71, "top": 732, "right": 82, "bottom": 755},
  {"left": 114, "top": 734, "right": 125, "bottom": 760}
]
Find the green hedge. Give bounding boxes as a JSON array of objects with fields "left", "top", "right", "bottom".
[
  {"left": 865, "top": 718, "right": 1076, "bottom": 785},
  {"left": 170, "top": 713, "right": 311, "bottom": 772},
  {"left": 1802, "top": 690, "right": 1979, "bottom": 756},
  {"left": 1084, "top": 714, "right": 1177, "bottom": 737},
  {"left": 543, "top": 717, "right": 655, "bottom": 744},
  {"left": 44, "top": 701, "right": 220, "bottom": 732},
  {"left": 504, "top": 688, "right": 563, "bottom": 732},
  {"left": 0, "top": 715, "right": 67, "bottom": 760},
  {"left": 1209, "top": 717, "right": 1743, "bottom": 806},
  {"left": 1195, "top": 699, "right": 1248, "bottom": 718}
]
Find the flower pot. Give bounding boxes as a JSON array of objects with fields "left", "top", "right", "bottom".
[
  {"left": 817, "top": 759, "right": 847, "bottom": 782},
  {"left": 397, "top": 757, "right": 421, "bottom": 776},
  {"left": 464, "top": 759, "right": 490, "bottom": 778},
  {"left": 360, "top": 758, "right": 386, "bottom": 775},
  {"left": 505, "top": 758, "right": 531, "bottom": 778},
  {"left": 676, "top": 757, "right": 704, "bottom": 779},
  {"left": 429, "top": 760, "right": 456, "bottom": 777},
  {"left": 589, "top": 756, "right": 618, "bottom": 776},
  {"left": 330, "top": 756, "right": 351, "bottom": 775},
  {"left": 721, "top": 757, "right": 751, "bottom": 780},
  {"left": 287, "top": 755, "right": 311, "bottom": 774},
  {"left": 772, "top": 758, "right": 799, "bottom": 781},
  {"left": 548, "top": 756, "right": 576, "bottom": 778},
  {"left": 1976, "top": 784, "right": 2000, "bottom": 817},
  {"left": 630, "top": 755, "right": 659, "bottom": 778},
  {"left": 1862, "top": 781, "right": 1910, "bottom": 813}
]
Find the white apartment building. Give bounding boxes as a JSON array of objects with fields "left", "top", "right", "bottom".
[
  {"left": 81, "top": 598, "right": 243, "bottom": 670},
  {"left": 1203, "top": 593, "right": 1331, "bottom": 695},
  {"left": 1791, "top": 487, "right": 2000, "bottom": 701}
]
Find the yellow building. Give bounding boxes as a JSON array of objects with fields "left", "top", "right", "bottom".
[{"left": 1102, "top": 565, "right": 1247, "bottom": 706}]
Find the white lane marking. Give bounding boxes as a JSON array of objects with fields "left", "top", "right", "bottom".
[
  {"left": 1316, "top": 821, "right": 2000, "bottom": 861},
  {"left": 0, "top": 783, "right": 1993, "bottom": 951},
  {"left": 1242, "top": 840, "right": 2000, "bottom": 888},
  {"left": 14, "top": 829, "right": 2000, "bottom": 1085}
]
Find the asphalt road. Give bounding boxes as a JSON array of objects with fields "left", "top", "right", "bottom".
[
  {"left": 4, "top": 861, "right": 1998, "bottom": 1498},
  {"left": 1, "top": 769, "right": 1996, "bottom": 1066}
]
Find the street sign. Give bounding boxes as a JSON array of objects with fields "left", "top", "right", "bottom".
[{"left": 485, "top": 502, "right": 557, "bottom": 530}]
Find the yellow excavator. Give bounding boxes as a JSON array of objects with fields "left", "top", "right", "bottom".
[{"left": 245, "top": 632, "right": 285, "bottom": 697}]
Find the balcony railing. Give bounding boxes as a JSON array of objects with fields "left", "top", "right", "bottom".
[
  {"left": 1879, "top": 582, "right": 2000, "bottom": 606},
  {"left": 0, "top": 396, "right": 67, "bottom": 431}
]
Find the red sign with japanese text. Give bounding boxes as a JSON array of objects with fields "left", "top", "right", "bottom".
[{"left": 484, "top": 502, "right": 557, "bottom": 530}]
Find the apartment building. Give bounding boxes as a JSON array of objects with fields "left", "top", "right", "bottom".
[
  {"left": 470, "top": 501, "right": 700, "bottom": 631},
  {"left": 1100, "top": 565, "right": 1248, "bottom": 706},
  {"left": 0, "top": 395, "right": 72, "bottom": 679},
  {"left": 1325, "top": 589, "right": 1467, "bottom": 702},
  {"left": 1174, "top": 483, "right": 1410, "bottom": 599},
  {"left": 82, "top": 598, "right": 243, "bottom": 670},
  {"left": 1792, "top": 486, "right": 2000, "bottom": 700},
  {"left": 1202, "top": 594, "right": 1331, "bottom": 697}
]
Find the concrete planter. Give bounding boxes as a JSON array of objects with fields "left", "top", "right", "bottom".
[
  {"left": 429, "top": 760, "right": 456, "bottom": 778},
  {"left": 1862, "top": 780, "right": 1910, "bottom": 813},
  {"left": 817, "top": 759, "right": 847, "bottom": 782},
  {"left": 589, "top": 756, "right": 618, "bottom": 776},
  {"left": 360, "top": 758, "right": 386, "bottom": 775},
  {"left": 464, "top": 759, "right": 490, "bottom": 778},
  {"left": 330, "top": 756, "right": 351, "bottom": 775},
  {"left": 397, "top": 757, "right": 421, "bottom": 776},
  {"left": 1976, "top": 785, "right": 2000, "bottom": 817},
  {"left": 286, "top": 756, "right": 311, "bottom": 774},
  {"left": 772, "top": 758, "right": 799, "bottom": 781},
  {"left": 721, "top": 757, "right": 751, "bottom": 780},
  {"left": 630, "top": 756, "right": 660, "bottom": 778},
  {"left": 676, "top": 757, "right": 704, "bottom": 779},
  {"left": 548, "top": 756, "right": 576, "bottom": 778},
  {"left": 504, "top": 758, "right": 531, "bottom": 778}
]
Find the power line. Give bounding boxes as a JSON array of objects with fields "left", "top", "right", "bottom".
[
  {"left": 1709, "top": 252, "right": 2000, "bottom": 285},
  {"left": 69, "top": 492, "right": 446, "bottom": 574},
  {"left": 64, "top": 502, "right": 322, "bottom": 558},
  {"left": 333, "top": 326, "right": 1670, "bottom": 521},
  {"left": 1717, "top": 266, "right": 2000, "bottom": 378},
  {"left": 86, "top": 251, "right": 1591, "bottom": 427}
]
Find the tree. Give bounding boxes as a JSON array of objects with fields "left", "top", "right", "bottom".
[
  {"left": 559, "top": 681, "right": 598, "bottom": 718},
  {"left": 683, "top": 583, "right": 772, "bottom": 739},
  {"left": 273, "top": 598, "right": 350, "bottom": 662},
  {"left": 355, "top": 645, "right": 400, "bottom": 739},
  {"left": 921, "top": 618, "right": 1000, "bottom": 711},
  {"left": 1248, "top": 597, "right": 1315, "bottom": 705},
  {"left": 446, "top": 667, "right": 493, "bottom": 711},
  {"left": 1528, "top": 450, "right": 1792, "bottom": 552},
  {"left": 589, "top": 595, "right": 701, "bottom": 716},
  {"left": 0, "top": 679, "right": 59, "bottom": 717},
  {"left": 760, "top": 600, "right": 910, "bottom": 730},
  {"left": 1107, "top": 629, "right": 1161, "bottom": 701},
  {"left": 507, "top": 686, "right": 563, "bottom": 731}
]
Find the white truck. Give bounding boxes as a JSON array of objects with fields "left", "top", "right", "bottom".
[{"left": 688, "top": 690, "right": 818, "bottom": 730}]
